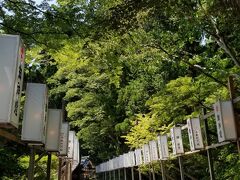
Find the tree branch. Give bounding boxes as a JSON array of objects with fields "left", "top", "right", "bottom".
[
  {"left": 5, "top": 0, "right": 81, "bottom": 37},
  {"left": 144, "top": 43, "right": 227, "bottom": 88},
  {"left": 197, "top": 0, "right": 240, "bottom": 67}
]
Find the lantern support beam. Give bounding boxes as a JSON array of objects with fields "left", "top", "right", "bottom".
[
  {"left": 131, "top": 167, "right": 134, "bottom": 180},
  {"left": 138, "top": 169, "right": 142, "bottom": 180},
  {"left": 0, "top": 129, "right": 24, "bottom": 145},
  {"left": 160, "top": 160, "right": 166, "bottom": 180},
  {"left": 178, "top": 156, "right": 185, "bottom": 180},
  {"left": 46, "top": 153, "right": 52, "bottom": 180},
  {"left": 28, "top": 146, "right": 36, "bottom": 180},
  {"left": 202, "top": 108, "right": 215, "bottom": 180},
  {"left": 118, "top": 169, "right": 121, "bottom": 180},
  {"left": 35, "top": 152, "right": 46, "bottom": 164}
]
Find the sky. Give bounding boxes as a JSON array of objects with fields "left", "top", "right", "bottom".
[
  {"left": 1, "top": 0, "right": 57, "bottom": 16},
  {"left": 34, "top": 0, "right": 42, "bottom": 4},
  {"left": 34, "top": 0, "right": 57, "bottom": 5}
]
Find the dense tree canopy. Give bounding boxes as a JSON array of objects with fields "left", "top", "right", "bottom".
[{"left": 0, "top": 0, "right": 240, "bottom": 179}]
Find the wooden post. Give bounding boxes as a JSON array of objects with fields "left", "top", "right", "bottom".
[
  {"left": 63, "top": 161, "right": 66, "bottom": 180},
  {"left": 138, "top": 168, "right": 142, "bottom": 180},
  {"left": 203, "top": 108, "right": 215, "bottom": 180},
  {"left": 124, "top": 168, "right": 127, "bottom": 180},
  {"left": 152, "top": 164, "right": 156, "bottom": 180},
  {"left": 228, "top": 76, "right": 240, "bottom": 153},
  {"left": 27, "top": 146, "right": 35, "bottom": 180},
  {"left": 46, "top": 153, "right": 52, "bottom": 180},
  {"left": 146, "top": 164, "right": 151, "bottom": 180},
  {"left": 114, "top": 170, "right": 116, "bottom": 180},
  {"left": 66, "top": 160, "right": 72, "bottom": 180},
  {"left": 64, "top": 160, "right": 67, "bottom": 180},
  {"left": 178, "top": 156, "right": 185, "bottom": 180},
  {"left": 148, "top": 164, "right": 152, "bottom": 180},
  {"left": 69, "top": 161, "right": 72, "bottom": 180},
  {"left": 131, "top": 167, "right": 134, "bottom": 180},
  {"left": 58, "top": 158, "right": 62, "bottom": 180},
  {"left": 118, "top": 169, "right": 121, "bottom": 180},
  {"left": 160, "top": 160, "right": 166, "bottom": 180}
]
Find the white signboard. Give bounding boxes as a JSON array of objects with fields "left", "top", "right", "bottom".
[
  {"left": 117, "top": 156, "right": 121, "bottom": 169},
  {"left": 128, "top": 151, "right": 136, "bottom": 167},
  {"left": 187, "top": 118, "right": 204, "bottom": 151},
  {"left": 214, "top": 100, "right": 237, "bottom": 142},
  {"left": 75, "top": 135, "right": 80, "bottom": 163},
  {"left": 108, "top": 160, "right": 112, "bottom": 171},
  {"left": 123, "top": 153, "right": 130, "bottom": 168},
  {"left": 98, "top": 162, "right": 103, "bottom": 172},
  {"left": 96, "top": 165, "right": 100, "bottom": 173},
  {"left": 113, "top": 157, "right": 118, "bottom": 170},
  {"left": 143, "top": 144, "right": 151, "bottom": 164},
  {"left": 99, "top": 162, "right": 104, "bottom": 172},
  {"left": 59, "top": 122, "right": 69, "bottom": 156},
  {"left": 101, "top": 162, "right": 106, "bottom": 172},
  {"left": 149, "top": 140, "right": 159, "bottom": 161},
  {"left": 21, "top": 83, "right": 48, "bottom": 144},
  {"left": 171, "top": 127, "right": 184, "bottom": 155},
  {"left": 119, "top": 155, "right": 124, "bottom": 169},
  {"left": 135, "top": 149, "right": 143, "bottom": 166},
  {"left": 72, "top": 134, "right": 80, "bottom": 171},
  {"left": 45, "top": 109, "right": 62, "bottom": 152},
  {"left": 0, "top": 35, "right": 25, "bottom": 128},
  {"left": 114, "top": 156, "right": 121, "bottom": 169},
  {"left": 157, "top": 135, "right": 169, "bottom": 160},
  {"left": 67, "top": 131, "right": 74, "bottom": 158},
  {"left": 105, "top": 162, "right": 108, "bottom": 172}
]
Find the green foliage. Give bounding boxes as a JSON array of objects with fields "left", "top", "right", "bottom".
[
  {"left": 123, "top": 114, "right": 172, "bottom": 148},
  {"left": 214, "top": 145, "right": 240, "bottom": 180},
  {"left": 18, "top": 154, "right": 58, "bottom": 180},
  {"left": 0, "top": 145, "right": 25, "bottom": 179},
  {"left": 1, "top": 0, "right": 240, "bottom": 178}
]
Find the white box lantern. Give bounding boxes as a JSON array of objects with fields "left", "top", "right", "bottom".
[
  {"left": 214, "top": 100, "right": 237, "bottom": 142},
  {"left": 108, "top": 159, "right": 113, "bottom": 171},
  {"left": 134, "top": 149, "right": 143, "bottom": 166},
  {"left": 149, "top": 140, "right": 159, "bottom": 161},
  {"left": 157, "top": 135, "right": 169, "bottom": 160},
  {"left": 0, "top": 35, "right": 25, "bottom": 128},
  {"left": 67, "top": 131, "right": 75, "bottom": 158},
  {"left": 115, "top": 157, "right": 120, "bottom": 170},
  {"left": 143, "top": 144, "right": 151, "bottom": 164},
  {"left": 116, "top": 157, "right": 121, "bottom": 170},
  {"left": 74, "top": 135, "right": 80, "bottom": 162},
  {"left": 45, "top": 109, "right": 62, "bottom": 152},
  {"left": 128, "top": 151, "right": 136, "bottom": 167},
  {"left": 96, "top": 165, "right": 100, "bottom": 173},
  {"left": 59, "top": 122, "right": 69, "bottom": 156},
  {"left": 21, "top": 83, "right": 48, "bottom": 144},
  {"left": 171, "top": 127, "right": 184, "bottom": 155},
  {"left": 119, "top": 155, "right": 124, "bottom": 169},
  {"left": 112, "top": 157, "right": 117, "bottom": 170},
  {"left": 72, "top": 134, "right": 80, "bottom": 171},
  {"left": 187, "top": 118, "right": 204, "bottom": 151},
  {"left": 123, "top": 153, "right": 130, "bottom": 168}
]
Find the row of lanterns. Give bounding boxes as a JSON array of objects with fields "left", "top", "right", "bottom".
[
  {"left": 0, "top": 35, "right": 79, "bottom": 171},
  {"left": 0, "top": 34, "right": 238, "bottom": 175},
  {"left": 96, "top": 100, "right": 238, "bottom": 173}
]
